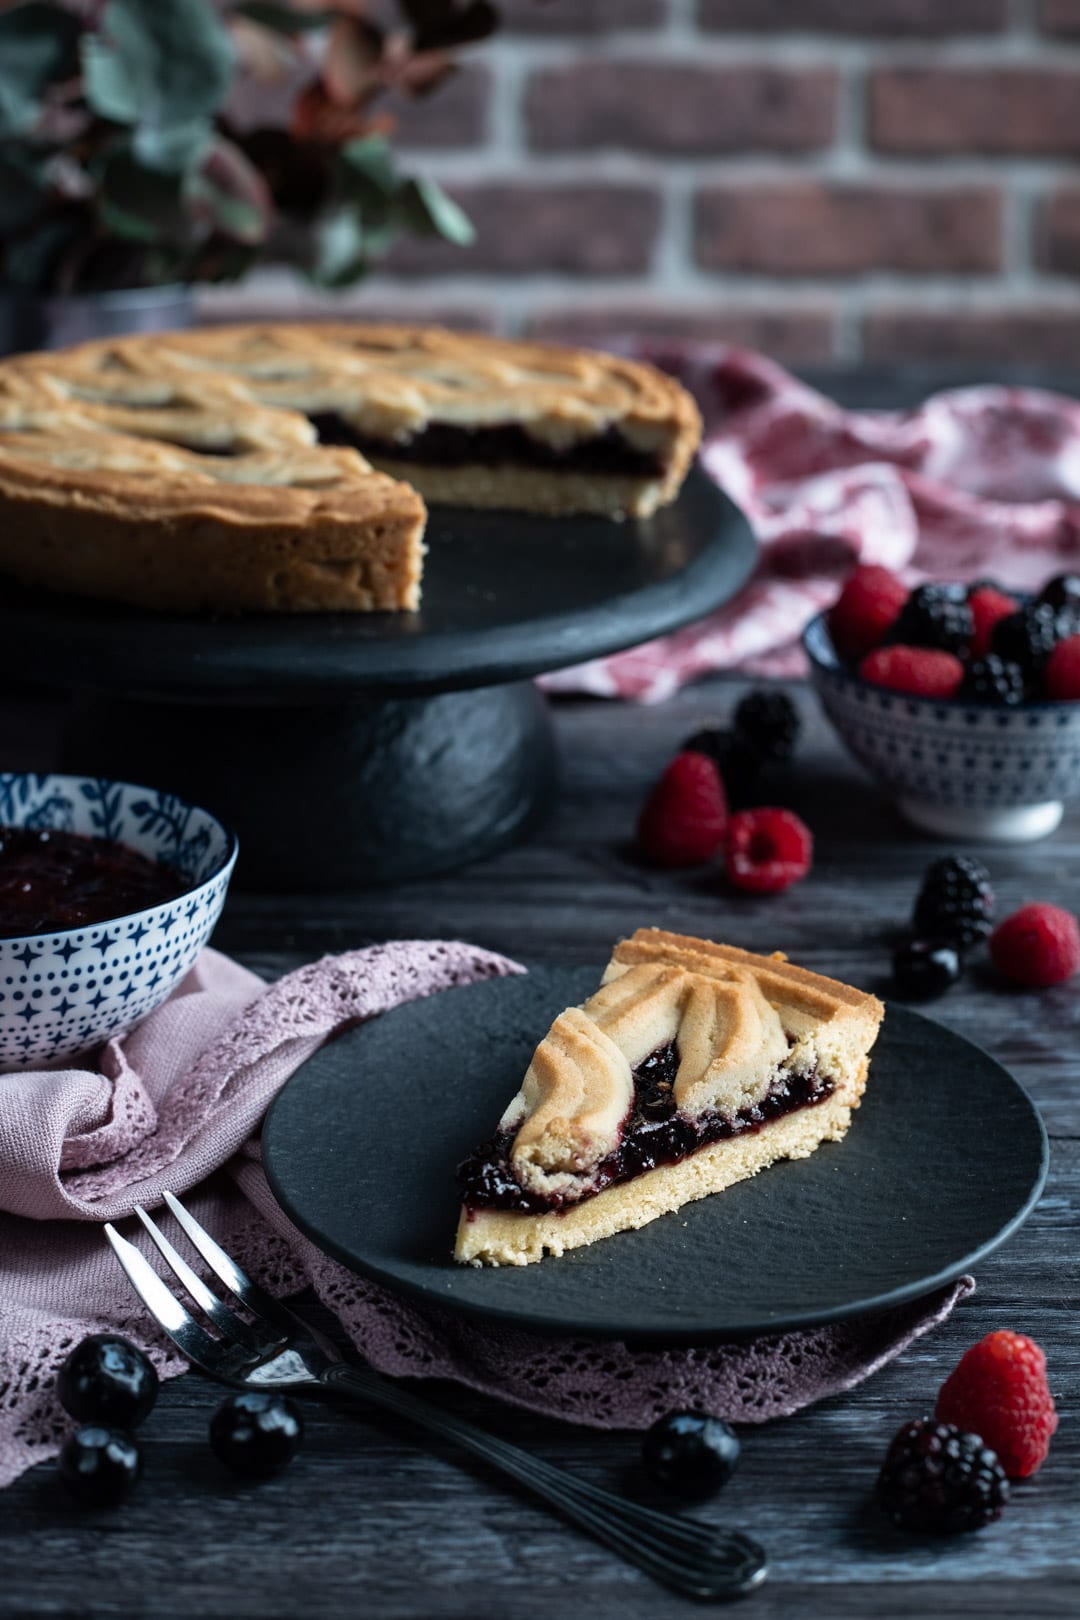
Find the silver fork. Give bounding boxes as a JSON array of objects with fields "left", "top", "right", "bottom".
[{"left": 105, "top": 1192, "right": 767, "bottom": 1604}]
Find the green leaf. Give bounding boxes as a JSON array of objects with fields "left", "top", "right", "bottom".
[
  {"left": 0, "top": 2, "right": 81, "bottom": 137},
  {"left": 185, "top": 137, "right": 272, "bottom": 246},
  {"left": 340, "top": 137, "right": 398, "bottom": 198},
  {"left": 234, "top": 3, "right": 337, "bottom": 31},
  {"left": 0, "top": 151, "right": 49, "bottom": 235},
  {"left": 394, "top": 176, "right": 474, "bottom": 245},
  {"left": 335, "top": 137, "right": 399, "bottom": 230},
  {"left": 82, "top": 0, "right": 234, "bottom": 172},
  {"left": 98, "top": 147, "right": 187, "bottom": 243},
  {"left": 134, "top": 120, "right": 214, "bottom": 175},
  {"left": 312, "top": 209, "right": 374, "bottom": 289}
]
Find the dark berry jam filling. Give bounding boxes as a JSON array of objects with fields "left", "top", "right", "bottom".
[
  {"left": 308, "top": 412, "right": 666, "bottom": 479},
  {"left": 458, "top": 1041, "right": 835, "bottom": 1216},
  {"left": 0, "top": 828, "right": 187, "bottom": 937}
]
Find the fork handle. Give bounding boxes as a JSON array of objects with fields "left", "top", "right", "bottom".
[{"left": 319, "top": 1364, "right": 766, "bottom": 1603}]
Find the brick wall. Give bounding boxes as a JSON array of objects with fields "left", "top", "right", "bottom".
[{"left": 200, "top": 0, "right": 1080, "bottom": 366}]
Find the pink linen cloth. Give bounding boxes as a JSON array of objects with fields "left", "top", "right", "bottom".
[
  {"left": 0, "top": 943, "right": 971, "bottom": 1488},
  {"left": 542, "top": 347, "right": 1080, "bottom": 702}
]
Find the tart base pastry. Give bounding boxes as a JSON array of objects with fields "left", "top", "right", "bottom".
[
  {"left": 0, "top": 325, "right": 701, "bottom": 614},
  {"left": 455, "top": 929, "right": 884, "bottom": 1268}
]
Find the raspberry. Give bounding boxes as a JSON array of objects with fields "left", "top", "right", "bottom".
[
  {"left": 936, "top": 1331, "right": 1058, "bottom": 1479},
  {"left": 1045, "top": 634, "right": 1080, "bottom": 700},
  {"left": 889, "top": 584, "right": 974, "bottom": 658},
  {"left": 828, "top": 564, "right": 908, "bottom": 660},
  {"left": 876, "top": 1418, "right": 1009, "bottom": 1534},
  {"left": 858, "top": 646, "right": 965, "bottom": 699},
  {"left": 637, "top": 751, "right": 728, "bottom": 868},
  {"left": 732, "top": 689, "right": 801, "bottom": 762},
  {"left": 968, "top": 587, "right": 1019, "bottom": 658},
  {"left": 725, "top": 808, "right": 812, "bottom": 894},
  {"left": 989, "top": 902, "right": 1080, "bottom": 987},
  {"left": 959, "top": 655, "right": 1026, "bottom": 707},
  {"left": 913, "top": 855, "right": 994, "bottom": 948}
]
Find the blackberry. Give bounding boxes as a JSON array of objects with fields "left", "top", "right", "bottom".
[
  {"left": 959, "top": 654, "right": 1026, "bottom": 707},
  {"left": 913, "top": 855, "right": 994, "bottom": 948},
  {"left": 990, "top": 605, "right": 1060, "bottom": 691},
  {"left": 892, "top": 938, "right": 962, "bottom": 1000},
  {"left": 1036, "top": 573, "right": 1080, "bottom": 615},
  {"left": 681, "top": 727, "right": 761, "bottom": 806},
  {"left": 888, "top": 584, "right": 974, "bottom": 657},
  {"left": 876, "top": 1418, "right": 1009, "bottom": 1534},
  {"left": 733, "top": 689, "right": 801, "bottom": 762}
]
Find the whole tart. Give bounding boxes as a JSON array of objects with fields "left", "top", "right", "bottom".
[
  {"left": 455, "top": 928, "right": 884, "bottom": 1267},
  {"left": 0, "top": 325, "right": 701, "bottom": 614}
]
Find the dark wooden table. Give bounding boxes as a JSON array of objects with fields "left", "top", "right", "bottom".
[{"left": 0, "top": 678, "right": 1076, "bottom": 1618}]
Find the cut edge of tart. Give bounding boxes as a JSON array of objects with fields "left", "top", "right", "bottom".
[
  {"left": 454, "top": 928, "right": 884, "bottom": 1267},
  {"left": 0, "top": 325, "right": 701, "bottom": 614}
]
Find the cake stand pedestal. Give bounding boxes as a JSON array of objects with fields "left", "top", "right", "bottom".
[{"left": 2, "top": 470, "right": 754, "bottom": 888}]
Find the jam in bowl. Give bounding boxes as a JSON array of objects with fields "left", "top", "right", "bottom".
[
  {"left": 0, "top": 826, "right": 187, "bottom": 937},
  {"left": 0, "top": 774, "right": 237, "bottom": 1069}
]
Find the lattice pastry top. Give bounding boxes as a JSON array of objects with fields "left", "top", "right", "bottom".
[
  {"left": 0, "top": 325, "right": 701, "bottom": 613},
  {"left": 499, "top": 929, "right": 884, "bottom": 1197}
]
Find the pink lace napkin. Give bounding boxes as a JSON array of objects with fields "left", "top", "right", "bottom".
[
  {"left": 543, "top": 347, "right": 1080, "bottom": 701},
  {"left": 0, "top": 943, "right": 972, "bottom": 1488}
]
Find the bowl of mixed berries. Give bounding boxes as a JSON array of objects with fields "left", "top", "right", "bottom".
[{"left": 803, "top": 566, "right": 1080, "bottom": 841}]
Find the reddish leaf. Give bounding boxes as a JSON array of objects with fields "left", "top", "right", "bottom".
[
  {"left": 379, "top": 35, "right": 455, "bottom": 98},
  {"left": 400, "top": 1, "right": 498, "bottom": 51},
  {"left": 322, "top": 16, "right": 384, "bottom": 106},
  {"left": 290, "top": 80, "right": 383, "bottom": 143}
]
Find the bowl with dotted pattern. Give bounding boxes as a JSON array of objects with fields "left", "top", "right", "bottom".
[
  {"left": 0, "top": 774, "right": 237, "bottom": 1069},
  {"left": 804, "top": 614, "right": 1080, "bottom": 843}
]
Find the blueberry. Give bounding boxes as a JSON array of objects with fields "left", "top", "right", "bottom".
[
  {"left": 892, "top": 938, "right": 962, "bottom": 1000},
  {"left": 642, "top": 1411, "right": 740, "bottom": 1499},
  {"left": 56, "top": 1334, "right": 158, "bottom": 1429},
  {"left": 210, "top": 1392, "right": 304, "bottom": 1478},
  {"left": 58, "top": 1426, "right": 142, "bottom": 1507}
]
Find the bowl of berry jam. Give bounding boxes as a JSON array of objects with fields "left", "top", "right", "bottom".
[
  {"left": 0, "top": 774, "right": 236, "bottom": 1068},
  {"left": 804, "top": 568, "right": 1080, "bottom": 843}
]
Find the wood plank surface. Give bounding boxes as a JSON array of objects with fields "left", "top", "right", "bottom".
[{"left": 0, "top": 679, "right": 1076, "bottom": 1618}]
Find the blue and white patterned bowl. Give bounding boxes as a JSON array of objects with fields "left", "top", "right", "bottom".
[
  {"left": 804, "top": 614, "right": 1080, "bottom": 843},
  {"left": 0, "top": 774, "right": 237, "bottom": 1070}
]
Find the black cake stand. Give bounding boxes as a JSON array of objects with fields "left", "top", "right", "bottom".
[{"left": 2, "top": 469, "right": 754, "bottom": 888}]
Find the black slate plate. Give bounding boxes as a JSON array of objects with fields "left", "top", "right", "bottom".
[
  {"left": 262, "top": 966, "right": 1048, "bottom": 1343},
  {"left": 0, "top": 468, "right": 753, "bottom": 702}
]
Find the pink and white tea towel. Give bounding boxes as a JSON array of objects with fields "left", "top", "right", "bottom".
[
  {"left": 543, "top": 346, "right": 1080, "bottom": 702},
  {"left": 0, "top": 943, "right": 971, "bottom": 1488}
]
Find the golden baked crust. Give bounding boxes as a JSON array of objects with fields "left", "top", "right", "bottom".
[
  {"left": 455, "top": 928, "right": 884, "bottom": 1266},
  {"left": 0, "top": 324, "right": 701, "bottom": 614}
]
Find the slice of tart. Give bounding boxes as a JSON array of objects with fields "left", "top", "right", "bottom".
[{"left": 454, "top": 928, "right": 884, "bottom": 1267}]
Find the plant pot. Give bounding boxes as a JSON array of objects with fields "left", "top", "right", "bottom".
[{"left": 0, "top": 284, "right": 193, "bottom": 357}]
